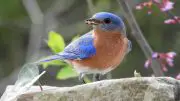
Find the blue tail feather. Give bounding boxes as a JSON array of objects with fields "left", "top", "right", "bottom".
[{"left": 34, "top": 55, "right": 64, "bottom": 64}]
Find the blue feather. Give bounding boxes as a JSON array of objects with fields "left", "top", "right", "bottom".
[
  {"left": 36, "top": 31, "right": 96, "bottom": 63},
  {"left": 92, "top": 12, "right": 125, "bottom": 33},
  {"left": 61, "top": 31, "right": 96, "bottom": 59}
]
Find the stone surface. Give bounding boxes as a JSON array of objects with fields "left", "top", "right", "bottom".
[{"left": 1, "top": 77, "right": 180, "bottom": 101}]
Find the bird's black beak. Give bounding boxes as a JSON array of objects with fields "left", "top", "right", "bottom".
[{"left": 85, "top": 18, "right": 103, "bottom": 25}]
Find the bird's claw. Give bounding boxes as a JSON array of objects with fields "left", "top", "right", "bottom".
[
  {"left": 37, "top": 80, "right": 43, "bottom": 91},
  {"left": 79, "top": 73, "right": 86, "bottom": 84},
  {"left": 94, "top": 74, "right": 101, "bottom": 81}
]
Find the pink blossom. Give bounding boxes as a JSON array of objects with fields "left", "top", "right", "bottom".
[
  {"left": 160, "top": 0, "right": 174, "bottom": 11},
  {"left": 152, "top": 52, "right": 158, "bottom": 58},
  {"left": 144, "top": 59, "right": 151, "bottom": 68},
  {"left": 135, "top": 1, "right": 153, "bottom": 15},
  {"left": 164, "top": 19, "right": 176, "bottom": 24},
  {"left": 166, "top": 52, "right": 176, "bottom": 59},
  {"left": 136, "top": 0, "right": 178, "bottom": 24},
  {"left": 135, "top": 1, "right": 152, "bottom": 10},
  {"left": 136, "top": 5, "right": 143, "bottom": 10},
  {"left": 166, "top": 58, "right": 174, "bottom": 67},
  {"left": 164, "top": 16, "right": 180, "bottom": 24},
  {"left": 136, "top": 0, "right": 175, "bottom": 13},
  {"left": 176, "top": 73, "right": 180, "bottom": 80},
  {"left": 162, "top": 65, "right": 168, "bottom": 72},
  {"left": 144, "top": 51, "right": 177, "bottom": 72}
]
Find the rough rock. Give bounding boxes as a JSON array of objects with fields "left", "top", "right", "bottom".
[{"left": 2, "top": 77, "right": 180, "bottom": 101}]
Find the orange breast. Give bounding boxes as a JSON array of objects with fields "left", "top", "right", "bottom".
[{"left": 72, "top": 29, "right": 128, "bottom": 71}]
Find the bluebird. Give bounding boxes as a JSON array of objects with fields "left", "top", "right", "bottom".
[{"left": 36, "top": 12, "right": 132, "bottom": 83}]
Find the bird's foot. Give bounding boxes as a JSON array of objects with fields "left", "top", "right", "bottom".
[
  {"left": 79, "top": 73, "right": 86, "bottom": 84},
  {"left": 94, "top": 74, "right": 101, "bottom": 81},
  {"left": 37, "top": 80, "right": 43, "bottom": 91},
  {"left": 79, "top": 73, "right": 102, "bottom": 84}
]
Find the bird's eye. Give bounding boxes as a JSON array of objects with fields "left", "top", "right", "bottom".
[{"left": 103, "top": 18, "right": 111, "bottom": 24}]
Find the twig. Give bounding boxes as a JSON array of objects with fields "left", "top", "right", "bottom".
[
  {"left": 22, "top": 0, "right": 44, "bottom": 62},
  {"left": 23, "top": 0, "right": 45, "bottom": 90},
  {"left": 117, "top": 0, "right": 164, "bottom": 76},
  {"left": 86, "top": 0, "right": 96, "bottom": 14}
]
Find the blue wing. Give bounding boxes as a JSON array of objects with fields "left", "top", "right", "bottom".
[
  {"left": 36, "top": 31, "right": 130, "bottom": 64},
  {"left": 58, "top": 31, "right": 96, "bottom": 60},
  {"left": 35, "top": 31, "right": 96, "bottom": 63}
]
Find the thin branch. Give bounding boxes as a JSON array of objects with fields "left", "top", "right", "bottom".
[
  {"left": 86, "top": 0, "right": 96, "bottom": 14},
  {"left": 117, "top": 0, "right": 164, "bottom": 76},
  {"left": 22, "top": 0, "right": 43, "bottom": 24},
  {"left": 44, "top": 0, "right": 76, "bottom": 33},
  {"left": 22, "top": 0, "right": 45, "bottom": 62}
]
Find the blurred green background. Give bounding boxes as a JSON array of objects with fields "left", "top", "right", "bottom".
[{"left": 0, "top": 0, "right": 180, "bottom": 96}]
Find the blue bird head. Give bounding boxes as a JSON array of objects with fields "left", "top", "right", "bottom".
[{"left": 85, "top": 12, "right": 126, "bottom": 36}]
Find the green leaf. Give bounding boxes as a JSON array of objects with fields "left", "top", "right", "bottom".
[
  {"left": 47, "top": 31, "right": 65, "bottom": 53},
  {"left": 42, "top": 60, "right": 66, "bottom": 69},
  {"left": 56, "top": 65, "right": 79, "bottom": 80}
]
